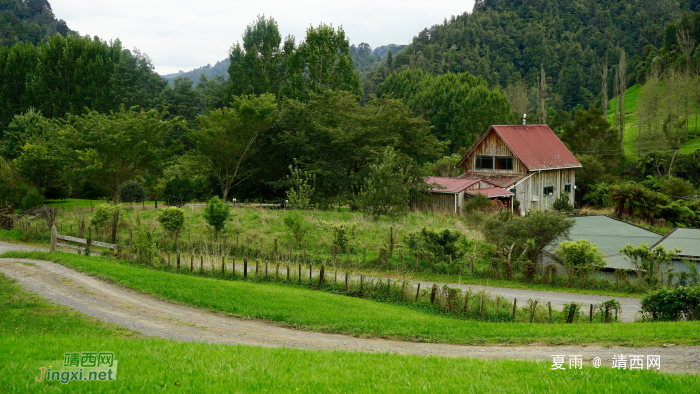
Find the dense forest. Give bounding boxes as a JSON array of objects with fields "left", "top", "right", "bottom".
[
  {"left": 0, "top": 0, "right": 73, "bottom": 47},
  {"left": 362, "top": 0, "right": 699, "bottom": 112},
  {"left": 162, "top": 58, "right": 231, "bottom": 85}
]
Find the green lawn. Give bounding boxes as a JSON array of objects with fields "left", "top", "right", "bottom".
[
  {"left": 3, "top": 251, "right": 699, "bottom": 347},
  {"left": 1, "top": 272, "right": 698, "bottom": 393}
]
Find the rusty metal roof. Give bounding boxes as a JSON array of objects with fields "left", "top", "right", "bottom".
[
  {"left": 459, "top": 173, "right": 525, "bottom": 189},
  {"left": 459, "top": 125, "right": 582, "bottom": 171},
  {"left": 466, "top": 187, "right": 514, "bottom": 198},
  {"left": 425, "top": 177, "right": 481, "bottom": 194}
]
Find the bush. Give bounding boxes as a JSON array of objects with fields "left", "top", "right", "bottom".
[
  {"left": 552, "top": 191, "right": 573, "bottom": 211},
  {"left": 21, "top": 188, "right": 43, "bottom": 210},
  {"left": 463, "top": 193, "right": 493, "bottom": 213},
  {"left": 80, "top": 180, "right": 109, "bottom": 199},
  {"left": 119, "top": 180, "right": 147, "bottom": 203},
  {"left": 555, "top": 239, "right": 606, "bottom": 271},
  {"left": 283, "top": 211, "right": 311, "bottom": 246},
  {"left": 89, "top": 203, "right": 117, "bottom": 229},
  {"left": 406, "top": 228, "right": 464, "bottom": 263},
  {"left": 640, "top": 287, "right": 700, "bottom": 321},
  {"left": 157, "top": 207, "right": 185, "bottom": 237},
  {"left": 323, "top": 222, "right": 356, "bottom": 253},
  {"left": 203, "top": 196, "right": 230, "bottom": 232},
  {"left": 286, "top": 161, "right": 315, "bottom": 210}
]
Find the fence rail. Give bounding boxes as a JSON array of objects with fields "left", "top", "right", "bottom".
[{"left": 51, "top": 225, "right": 121, "bottom": 256}]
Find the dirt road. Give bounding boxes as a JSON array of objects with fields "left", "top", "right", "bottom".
[{"left": 0, "top": 257, "right": 698, "bottom": 375}]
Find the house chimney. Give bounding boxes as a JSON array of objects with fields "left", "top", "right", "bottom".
[{"left": 522, "top": 113, "right": 527, "bottom": 125}]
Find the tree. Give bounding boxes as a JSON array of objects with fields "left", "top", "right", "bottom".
[
  {"left": 58, "top": 106, "right": 181, "bottom": 205},
  {"left": 555, "top": 239, "right": 606, "bottom": 274},
  {"left": 663, "top": 112, "right": 687, "bottom": 176},
  {"left": 356, "top": 147, "right": 426, "bottom": 220},
  {"left": 286, "top": 23, "right": 361, "bottom": 101},
  {"left": 560, "top": 106, "right": 618, "bottom": 159},
  {"left": 0, "top": 109, "right": 56, "bottom": 160},
  {"left": 202, "top": 196, "right": 230, "bottom": 233},
  {"left": 157, "top": 207, "right": 185, "bottom": 241},
  {"left": 506, "top": 81, "right": 529, "bottom": 119},
  {"left": 227, "top": 15, "right": 284, "bottom": 97},
  {"left": 192, "top": 94, "right": 277, "bottom": 202},
  {"left": 163, "top": 176, "right": 195, "bottom": 207}
]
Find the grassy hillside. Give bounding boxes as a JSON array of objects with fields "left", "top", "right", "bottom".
[{"left": 608, "top": 84, "right": 700, "bottom": 159}]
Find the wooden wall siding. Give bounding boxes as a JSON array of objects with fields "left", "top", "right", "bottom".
[
  {"left": 416, "top": 192, "right": 461, "bottom": 213},
  {"left": 463, "top": 131, "right": 528, "bottom": 175},
  {"left": 512, "top": 168, "right": 576, "bottom": 212}
]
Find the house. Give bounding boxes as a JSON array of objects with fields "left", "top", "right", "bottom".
[
  {"left": 421, "top": 177, "right": 514, "bottom": 213},
  {"left": 456, "top": 124, "right": 582, "bottom": 213},
  {"left": 537, "top": 215, "right": 664, "bottom": 280},
  {"left": 652, "top": 228, "right": 700, "bottom": 282}
]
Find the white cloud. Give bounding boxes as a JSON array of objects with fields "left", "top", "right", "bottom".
[{"left": 49, "top": 0, "right": 475, "bottom": 75}]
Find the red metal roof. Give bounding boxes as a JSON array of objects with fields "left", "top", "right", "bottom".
[
  {"left": 466, "top": 187, "right": 514, "bottom": 198},
  {"left": 460, "top": 125, "right": 581, "bottom": 171},
  {"left": 459, "top": 173, "right": 525, "bottom": 189},
  {"left": 425, "top": 177, "right": 480, "bottom": 194}
]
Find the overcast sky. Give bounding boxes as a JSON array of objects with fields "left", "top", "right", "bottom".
[{"left": 49, "top": 0, "right": 475, "bottom": 75}]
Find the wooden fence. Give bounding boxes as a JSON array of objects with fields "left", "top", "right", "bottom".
[
  {"left": 50, "top": 225, "right": 121, "bottom": 256},
  {"left": 0, "top": 205, "right": 12, "bottom": 230}
]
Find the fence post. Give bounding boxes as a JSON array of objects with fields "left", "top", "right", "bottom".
[
  {"left": 360, "top": 275, "right": 364, "bottom": 291},
  {"left": 430, "top": 284, "right": 437, "bottom": 304},
  {"left": 464, "top": 291, "right": 470, "bottom": 312},
  {"left": 276, "top": 263, "right": 279, "bottom": 280},
  {"left": 86, "top": 227, "right": 92, "bottom": 257},
  {"left": 415, "top": 283, "right": 421, "bottom": 302},
  {"left": 548, "top": 302, "right": 552, "bottom": 323},
  {"left": 50, "top": 225, "right": 57, "bottom": 252},
  {"left": 512, "top": 298, "right": 517, "bottom": 320},
  {"left": 470, "top": 256, "right": 474, "bottom": 276},
  {"left": 529, "top": 301, "right": 538, "bottom": 323},
  {"left": 298, "top": 263, "right": 301, "bottom": 283},
  {"left": 200, "top": 255, "right": 203, "bottom": 272},
  {"left": 286, "top": 262, "right": 290, "bottom": 281},
  {"left": 319, "top": 264, "right": 325, "bottom": 285},
  {"left": 345, "top": 271, "right": 349, "bottom": 290},
  {"left": 589, "top": 304, "right": 593, "bottom": 323},
  {"left": 265, "top": 261, "right": 268, "bottom": 278},
  {"left": 222, "top": 256, "right": 225, "bottom": 274},
  {"left": 232, "top": 257, "right": 236, "bottom": 277},
  {"left": 243, "top": 258, "right": 248, "bottom": 278},
  {"left": 190, "top": 256, "right": 193, "bottom": 272},
  {"left": 177, "top": 251, "right": 181, "bottom": 269},
  {"left": 309, "top": 264, "right": 313, "bottom": 281},
  {"left": 479, "top": 294, "right": 484, "bottom": 315}
]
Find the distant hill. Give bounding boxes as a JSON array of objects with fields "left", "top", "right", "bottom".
[
  {"left": 161, "top": 58, "right": 230, "bottom": 85},
  {"left": 161, "top": 43, "right": 405, "bottom": 85},
  {"left": 0, "top": 0, "right": 75, "bottom": 47}
]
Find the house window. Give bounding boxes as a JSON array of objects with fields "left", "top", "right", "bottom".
[
  {"left": 495, "top": 156, "right": 513, "bottom": 170},
  {"left": 475, "top": 155, "right": 513, "bottom": 170},
  {"left": 564, "top": 184, "right": 571, "bottom": 193},
  {"left": 475, "top": 155, "right": 493, "bottom": 169},
  {"left": 543, "top": 186, "right": 554, "bottom": 196},
  {"left": 509, "top": 188, "right": 516, "bottom": 194}
]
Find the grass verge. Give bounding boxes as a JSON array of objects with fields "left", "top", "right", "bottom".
[
  {"left": 1, "top": 272, "right": 698, "bottom": 393},
  {"left": 3, "top": 251, "right": 699, "bottom": 346}
]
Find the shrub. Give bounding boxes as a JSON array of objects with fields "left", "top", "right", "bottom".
[
  {"left": 89, "top": 203, "right": 117, "bottom": 229},
  {"left": 21, "top": 188, "right": 43, "bottom": 210},
  {"left": 119, "top": 180, "right": 147, "bottom": 203},
  {"left": 323, "top": 222, "right": 356, "bottom": 252},
  {"left": 640, "top": 287, "right": 700, "bottom": 321},
  {"left": 283, "top": 211, "right": 312, "bottom": 246},
  {"left": 463, "top": 193, "right": 492, "bottom": 213},
  {"left": 286, "top": 161, "right": 315, "bottom": 210},
  {"left": 406, "top": 228, "right": 464, "bottom": 263},
  {"left": 134, "top": 230, "right": 158, "bottom": 265},
  {"left": 157, "top": 207, "right": 185, "bottom": 238},
  {"left": 552, "top": 191, "right": 573, "bottom": 211},
  {"left": 203, "top": 196, "right": 230, "bottom": 232},
  {"left": 555, "top": 239, "right": 606, "bottom": 272}
]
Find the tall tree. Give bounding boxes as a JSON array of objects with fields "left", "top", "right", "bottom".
[
  {"left": 617, "top": 49, "right": 627, "bottom": 148},
  {"left": 59, "top": 106, "right": 182, "bottom": 205},
  {"left": 227, "top": 15, "right": 284, "bottom": 97},
  {"left": 192, "top": 94, "right": 277, "bottom": 202},
  {"left": 537, "top": 64, "right": 547, "bottom": 124}
]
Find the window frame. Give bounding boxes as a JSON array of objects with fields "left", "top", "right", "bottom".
[
  {"left": 543, "top": 186, "right": 554, "bottom": 196},
  {"left": 564, "top": 184, "right": 571, "bottom": 193},
  {"left": 475, "top": 155, "right": 494, "bottom": 170},
  {"left": 475, "top": 155, "right": 513, "bottom": 170}
]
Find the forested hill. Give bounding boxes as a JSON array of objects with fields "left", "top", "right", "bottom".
[
  {"left": 162, "top": 43, "right": 406, "bottom": 85},
  {"left": 364, "top": 0, "right": 698, "bottom": 109},
  {"left": 162, "top": 58, "right": 231, "bottom": 85},
  {"left": 0, "top": 0, "right": 74, "bottom": 47}
]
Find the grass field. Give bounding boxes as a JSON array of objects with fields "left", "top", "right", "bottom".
[
  {"left": 4, "top": 202, "right": 648, "bottom": 298},
  {"left": 4, "top": 251, "right": 699, "bottom": 347},
  {"left": 608, "top": 84, "right": 700, "bottom": 159},
  {"left": 1, "top": 272, "right": 699, "bottom": 393}
]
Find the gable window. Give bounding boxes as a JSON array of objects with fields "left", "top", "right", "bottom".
[
  {"left": 495, "top": 156, "right": 513, "bottom": 170},
  {"left": 475, "top": 155, "right": 513, "bottom": 170},
  {"left": 475, "top": 155, "right": 493, "bottom": 170},
  {"left": 564, "top": 184, "right": 571, "bottom": 193},
  {"left": 543, "top": 186, "right": 554, "bottom": 196}
]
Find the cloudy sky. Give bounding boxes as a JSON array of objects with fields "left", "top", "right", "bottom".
[{"left": 49, "top": 0, "right": 475, "bottom": 76}]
